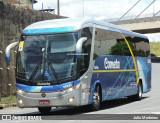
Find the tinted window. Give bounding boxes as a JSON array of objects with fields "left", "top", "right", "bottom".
[
  {"left": 94, "top": 28, "right": 131, "bottom": 59},
  {"left": 122, "top": 35, "right": 150, "bottom": 57},
  {"left": 132, "top": 37, "right": 150, "bottom": 57}
]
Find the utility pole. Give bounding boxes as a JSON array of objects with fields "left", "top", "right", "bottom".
[
  {"left": 57, "top": 0, "right": 60, "bottom": 15},
  {"left": 32, "top": 0, "right": 34, "bottom": 9},
  {"left": 153, "top": 1, "right": 155, "bottom": 16},
  {"left": 19, "top": 0, "right": 20, "bottom": 6},
  {"left": 42, "top": 2, "right": 43, "bottom": 11},
  {"left": 83, "top": 0, "right": 84, "bottom": 18}
]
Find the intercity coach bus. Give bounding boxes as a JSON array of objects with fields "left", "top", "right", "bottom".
[{"left": 5, "top": 18, "right": 151, "bottom": 114}]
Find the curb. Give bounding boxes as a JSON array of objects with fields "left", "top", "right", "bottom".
[
  {"left": 0, "top": 103, "right": 17, "bottom": 109},
  {"left": 151, "top": 57, "right": 160, "bottom": 63}
]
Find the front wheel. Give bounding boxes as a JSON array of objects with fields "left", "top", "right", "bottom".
[
  {"left": 38, "top": 107, "right": 51, "bottom": 114},
  {"left": 90, "top": 85, "right": 101, "bottom": 111}
]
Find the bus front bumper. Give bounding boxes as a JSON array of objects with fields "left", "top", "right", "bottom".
[{"left": 16, "top": 89, "right": 81, "bottom": 108}]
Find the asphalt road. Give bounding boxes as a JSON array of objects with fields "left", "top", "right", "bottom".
[{"left": 0, "top": 63, "right": 160, "bottom": 122}]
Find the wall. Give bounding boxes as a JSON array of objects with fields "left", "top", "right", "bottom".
[
  {"left": 3, "top": 0, "right": 32, "bottom": 9},
  {"left": 0, "top": 1, "right": 63, "bottom": 97}
]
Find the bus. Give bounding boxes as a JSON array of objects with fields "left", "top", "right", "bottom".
[{"left": 5, "top": 18, "right": 151, "bottom": 114}]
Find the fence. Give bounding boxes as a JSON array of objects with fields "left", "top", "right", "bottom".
[{"left": 105, "top": 12, "right": 160, "bottom": 22}]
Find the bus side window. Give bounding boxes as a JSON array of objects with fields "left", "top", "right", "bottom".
[{"left": 132, "top": 37, "right": 150, "bottom": 57}]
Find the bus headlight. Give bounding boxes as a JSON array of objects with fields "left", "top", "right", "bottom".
[
  {"left": 68, "top": 87, "right": 74, "bottom": 92},
  {"left": 65, "top": 84, "right": 81, "bottom": 93},
  {"left": 75, "top": 83, "right": 81, "bottom": 89},
  {"left": 65, "top": 87, "right": 74, "bottom": 93},
  {"left": 17, "top": 89, "right": 26, "bottom": 94}
]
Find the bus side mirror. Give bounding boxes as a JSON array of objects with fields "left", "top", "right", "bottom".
[
  {"left": 5, "top": 42, "right": 18, "bottom": 62},
  {"left": 76, "top": 37, "right": 87, "bottom": 58}
]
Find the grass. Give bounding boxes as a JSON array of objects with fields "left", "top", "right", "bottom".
[
  {"left": 150, "top": 42, "right": 160, "bottom": 56},
  {"left": 0, "top": 95, "right": 16, "bottom": 104}
]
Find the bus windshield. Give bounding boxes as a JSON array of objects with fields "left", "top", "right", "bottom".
[{"left": 16, "top": 33, "right": 78, "bottom": 84}]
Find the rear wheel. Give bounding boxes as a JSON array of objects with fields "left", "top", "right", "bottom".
[
  {"left": 90, "top": 85, "right": 101, "bottom": 111},
  {"left": 128, "top": 83, "right": 142, "bottom": 101},
  {"left": 38, "top": 107, "right": 51, "bottom": 114},
  {"left": 135, "top": 83, "right": 142, "bottom": 100}
]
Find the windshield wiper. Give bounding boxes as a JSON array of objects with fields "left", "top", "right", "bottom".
[
  {"left": 28, "top": 62, "right": 42, "bottom": 82},
  {"left": 48, "top": 61, "right": 61, "bottom": 83}
]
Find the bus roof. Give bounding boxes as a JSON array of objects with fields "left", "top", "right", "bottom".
[{"left": 22, "top": 18, "right": 148, "bottom": 39}]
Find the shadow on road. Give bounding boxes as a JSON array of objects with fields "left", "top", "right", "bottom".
[
  {"left": 100, "top": 97, "right": 148, "bottom": 111},
  {"left": 18, "top": 96, "right": 149, "bottom": 116}
]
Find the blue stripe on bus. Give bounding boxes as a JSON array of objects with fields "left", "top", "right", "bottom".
[
  {"left": 22, "top": 26, "right": 76, "bottom": 34},
  {"left": 16, "top": 79, "right": 80, "bottom": 92},
  {"left": 5, "top": 56, "right": 10, "bottom": 62}
]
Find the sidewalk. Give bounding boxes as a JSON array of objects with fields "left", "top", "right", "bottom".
[{"left": 0, "top": 103, "right": 17, "bottom": 109}]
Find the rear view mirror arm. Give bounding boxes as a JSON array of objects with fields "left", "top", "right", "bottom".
[
  {"left": 5, "top": 42, "right": 18, "bottom": 62},
  {"left": 76, "top": 37, "right": 87, "bottom": 57}
]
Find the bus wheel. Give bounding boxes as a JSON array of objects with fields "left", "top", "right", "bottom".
[
  {"left": 38, "top": 107, "right": 51, "bottom": 114},
  {"left": 91, "top": 85, "right": 101, "bottom": 111},
  {"left": 128, "top": 83, "right": 142, "bottom": 101},
  {"left": 135, "top": 83, "right": 142, "bottom": 100}
]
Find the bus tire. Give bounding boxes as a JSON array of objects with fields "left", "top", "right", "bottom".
[
  {"left": 90, "top": 85, "right": 101, "bottom": 111},
  {"left": 128, "top": 83, "right": 142, "bottom": 101},
  {"left": 38, "top": 107, "right": 51, "bottom": 114}
]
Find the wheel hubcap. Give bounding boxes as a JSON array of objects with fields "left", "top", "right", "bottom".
[
  {"left": 139, "top": 86, "right": 142, "bottom": 98},
  {"left": 93, "top": 92, "right": 100, "bottom": 106}
]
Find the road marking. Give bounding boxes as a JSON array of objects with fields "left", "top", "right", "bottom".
[
  {"left": 117, "top": 112, "right": 160, "bottom": 114},
  {"left": 129, "top": 106, "right": 160, "bottom": 113},
  {"left": 119, "top": 96, "right": 160, "bottom": 112}
]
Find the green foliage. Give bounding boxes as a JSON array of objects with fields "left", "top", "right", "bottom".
[
  {"left": 109, "top": 41, "right": 134, "bottom": 56},
  {"left": 0, "top": 95, "right": 16, "bottom": 104},
  {"left": 109, "top": 40, "right": 148, "bottom": 57},
  {"left": 150, "top": 42, "right": 160, "bottom": 56}
]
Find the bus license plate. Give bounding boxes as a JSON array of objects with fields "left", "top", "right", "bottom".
[{"left": 39, "top": 100, "right": 50, "bottom": 105}]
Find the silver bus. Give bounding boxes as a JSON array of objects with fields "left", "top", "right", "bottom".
[{"left": 5, "top": 18, "right": 151, "bottom": 114}]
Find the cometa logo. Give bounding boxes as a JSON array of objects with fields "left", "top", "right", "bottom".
[{"left": 104, "top": 58, "right": 120, "bottom": 69}]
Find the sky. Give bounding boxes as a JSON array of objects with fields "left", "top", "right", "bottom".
[{"left": 34, "top": 0, "right": 160, "bottom": 42}]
